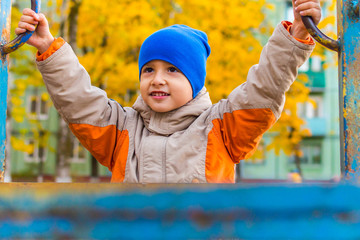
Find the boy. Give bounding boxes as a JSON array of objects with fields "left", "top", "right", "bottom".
[{"left": 16, "top": 0, "right": 321, "bottom": 183}]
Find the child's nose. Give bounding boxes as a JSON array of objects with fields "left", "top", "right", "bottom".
[{"left": 151, "top": 71, "right": 166, "bottom": 85}]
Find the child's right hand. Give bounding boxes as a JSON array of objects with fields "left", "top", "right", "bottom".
[{"left": 15, "top": 8, "right": 54, "bottom": 54}]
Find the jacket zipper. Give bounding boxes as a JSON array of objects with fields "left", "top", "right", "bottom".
[{"left": 162, "top": 137, "right": 168, "bottom": 183}]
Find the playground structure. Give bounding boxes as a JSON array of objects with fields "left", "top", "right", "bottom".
[{"left": 0, "top": 0, "right": 359, "bottom": 238}]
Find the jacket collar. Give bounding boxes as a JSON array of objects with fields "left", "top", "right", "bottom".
[{"left": 132, "top": 87, "right": 212, "bottom": 135}]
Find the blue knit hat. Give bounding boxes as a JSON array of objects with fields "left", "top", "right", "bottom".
[{"left": 138, "top": 24, "right": 211, "bottom": 98}]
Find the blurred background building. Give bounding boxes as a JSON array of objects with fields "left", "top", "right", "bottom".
[{"left": 6, "top": 0, "right": 340, "bottom": 182}]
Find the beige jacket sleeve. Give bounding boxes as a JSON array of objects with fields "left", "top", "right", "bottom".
[
  {"left": 207, "top": 23, "right": 315, "bottom": 161},
  {"left": 36, "top": 43, "right": 128, "bottom": 129},
  {"left": 228, "top": 23, "right": 315, "bottom": 118}
]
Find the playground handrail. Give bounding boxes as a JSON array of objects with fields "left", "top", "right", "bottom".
[
  {"left": 0, "top": 0, "right": 40, "bottom": 55},
  {"left": 301, "top": 16, "right": 340, "bottom": 52}
]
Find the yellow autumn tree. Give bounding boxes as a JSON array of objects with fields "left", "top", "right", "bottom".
[{"left": 76, "top": 0, "right": 271, "bottom": 105}]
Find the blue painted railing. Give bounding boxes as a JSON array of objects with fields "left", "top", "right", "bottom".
[
  {"left": 0, "top": 0, "right": 12, "bottom": 182},
  {"left": 338, "top": 0, "right": 360, "bottom": 181},
  {"left": 0, "top": 183, "right": 359, "bottom": 239}
]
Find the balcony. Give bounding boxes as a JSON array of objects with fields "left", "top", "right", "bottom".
[{"left": 305, "top": 117, "right": 327, "bottom": 136}]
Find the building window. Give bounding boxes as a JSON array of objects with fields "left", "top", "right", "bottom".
[
  {"left": 299, "top": 57, "right": 324, "bottom": 73},
  {"left": 289, "top": 139, "right": 322, "bottom": 166},
  {"left": 310, "top": 95, "right": 324, "bottom": 118},
  {"left": 297, "top": 95, "right": 324, "bottom": 118},
  {"left": 71, "top": 138, "right": 87, "bottom": 163},
  {"left": 311, "top": 56, "right": 322, "bottom": 72},
  {"left": 299, "top": 59, "right": 310, "bottom": 72},
  {"left": 299, "top": 141, "right": 322, "bottom": 165},
  {"left": 286, "top": 1, "right": 294, "bottom": 22},
  {"left": 25, "top": 139, "right": 47, "bottom": 163},
  {"left": 28, "top": 95, "right": 49, "bottom": 120}
]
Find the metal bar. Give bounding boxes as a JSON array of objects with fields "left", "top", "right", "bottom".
[
  {"left": 1, "top": 0, "right": 41, "bottom": 55},
  {"left": 0, "top": 183, "right": 360, "bottom": 239},
  {"left": 0, "top": 0, "right": 12, "bottom": 182},
  {"left": 339, "top": 0, "right": 360, "bottom": 180},
  {"left": 301, "top": 16, "right": 340, "bottom": 52}
]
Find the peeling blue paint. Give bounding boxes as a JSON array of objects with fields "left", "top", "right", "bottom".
[
  {"left": 347, "top": 0, "right": 360, "bottom": 20},
  {"left": 340, "top": 0, "right": 360, "bottom": 180},
  {"left": 0, "top": 183, "right": 360, "bottom": 239},
  {"left": 0, "top": 0, "right": 12, "bottom": 181}
]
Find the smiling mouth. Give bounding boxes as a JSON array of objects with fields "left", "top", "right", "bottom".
[{"left": 150, "top": 92, "right": 170, "bottom": 96}]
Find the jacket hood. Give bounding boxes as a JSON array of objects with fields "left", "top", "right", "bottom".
[{"left": 133, "top": 87, "right": 212, "bottom": 135}]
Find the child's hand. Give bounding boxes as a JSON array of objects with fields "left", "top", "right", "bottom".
[
  {"left": 291, "top": 0, "right": 321, "bottom": 40},
  {"left": 15, "top": 8, "right": 54, "bottom": 54}
]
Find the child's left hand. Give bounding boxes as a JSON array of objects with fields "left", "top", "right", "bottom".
[{"left": 291, "top": 0, "right": 321, "bottom": 40}]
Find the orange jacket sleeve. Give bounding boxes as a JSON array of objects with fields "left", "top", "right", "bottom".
[
  {"left": 36, "top": 37, "right": 66, "bottom": 61},
  {"left": 282, "top": 21, "right": 315, "bottom": 45}
]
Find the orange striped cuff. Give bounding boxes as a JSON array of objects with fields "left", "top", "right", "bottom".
[
  {"left": 282, "top": 21, "right": 315, "bottom": 45},
  {"left": 36, "top": 37, "right": 66, "bottom": 61}
]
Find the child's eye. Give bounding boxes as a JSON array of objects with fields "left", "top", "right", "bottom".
[
  {"left": 143, "top": 67, "right": 153, "bottom": 73},
  {"left": 168, "top": 67, "right": 179, "bottom": 73}
]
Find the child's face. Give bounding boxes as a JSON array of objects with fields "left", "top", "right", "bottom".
[{"left": 140, "top": 60, "right": 193, "bottom": 112}]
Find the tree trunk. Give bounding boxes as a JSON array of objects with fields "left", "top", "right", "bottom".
[
  {"left": 5, "top": 108, "right": 11, "bottom": 182},
  {"left": 289, "top": 127, "right": 303, "bottom": 177},
  {"left": 37, "top": 130, "right": 45, "bottom": 183},
  {"left": 68, "top": 0, "right": 82, "bottom": 53},
  {"left": 294, "top": 144, "right": 303, "bottom": 177},
  {"left": 235, "top": 163, "right": 242, "bottom": 183},
  {"left": 55, "top": 118, "right": 73, "bottom": 182},
  {"left": 90, "top": 156, "right": 99, "bottom": 182}
]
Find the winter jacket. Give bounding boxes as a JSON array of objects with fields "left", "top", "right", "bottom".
[{"left": 36, "top": 23, "right": 314, "bottom": 183}]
